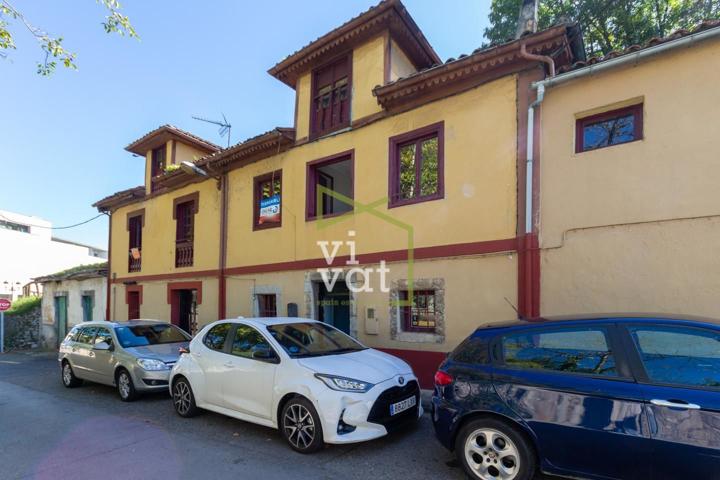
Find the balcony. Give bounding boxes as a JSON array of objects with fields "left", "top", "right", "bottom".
[
  {"left": 175, "top": 241, "right": 194, "bottom": 268},
  {"left": 128, "top": 249, "right": 142, "bottom": 272}
]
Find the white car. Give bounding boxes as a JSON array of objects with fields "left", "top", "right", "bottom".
[{"left": 169, "top": 317, "right": 422, "bottom": 453}]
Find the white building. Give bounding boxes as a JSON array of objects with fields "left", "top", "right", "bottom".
[{"left": 0, "top": 209, "right": 107, "bottom": 301}]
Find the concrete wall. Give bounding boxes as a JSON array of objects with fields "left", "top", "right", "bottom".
[
  {"left": 539, "top": 38, "right": 720, "bottom": 317},
  {"left": 40, "top": 277, "right": 107, "bottom": 347}
]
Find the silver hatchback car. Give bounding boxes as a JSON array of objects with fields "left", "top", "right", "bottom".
[{"left": 58, "top": 320, "right": 190, "bottom": 401}]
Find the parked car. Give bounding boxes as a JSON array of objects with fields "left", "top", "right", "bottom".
[
  {"left": 59, "top": 320, "right": 191, "bottom": 401},
  {"left": 432, "top": 315, "right": 720, "bottom": 480},
  {"left": 169, "top": 317, "right": 421, "bottom": 453}
]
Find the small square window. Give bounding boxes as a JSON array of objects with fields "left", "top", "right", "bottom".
[
  {"left": 389, "top": 122, "right": 444, "bottom": 208},
  {"left": 253, "top": 171, "right": 282, "bottom": 230},
  {"left": 576, "top": 104, "right": 643, "bottom": 153},
  {"left": 306, "top": 151, "right": 354, "bottom": 220},
  {"left": 257, "top": 294, "right": 277, "bottom": 317},
  {"left": 400, "top": 290, "right": 438, "bottom": 332}
]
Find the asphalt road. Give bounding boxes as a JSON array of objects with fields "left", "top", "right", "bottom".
[{"left": 0, "top": 352, "right": 558, "bottom": 480}]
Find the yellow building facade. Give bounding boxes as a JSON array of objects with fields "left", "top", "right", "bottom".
[
  {"left": 538, "top": 22, "right": 720, "bottom": 319},
  {"left": 95, "top": 0, "right": 584, "bottom": 385}
]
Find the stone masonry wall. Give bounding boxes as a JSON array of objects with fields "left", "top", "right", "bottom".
[{"left": 3, "top": 305, "right": 41, "bottom": 350}]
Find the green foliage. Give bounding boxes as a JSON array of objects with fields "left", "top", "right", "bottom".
[
  {"left": 485, "top": 0, "right": 720, "bottom": 57},
  {"left": 164, "top": 164, "right": 180, "bottom": 173},
  {"left": 0, "top": 0, "right": 138, "bottom": 76},
  {"left": 5, "top": 296, "right": 41, "bottom": 316}
]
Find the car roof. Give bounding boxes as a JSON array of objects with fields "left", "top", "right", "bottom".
[
  {"left": 210, "top": 317, "right": 320, "bottom": 328},
  {"left": 476, "top": 313, "right": 720, "bottom": 334},
  {"left": 79, "top": 319, "right": 171, "bottom": 328}
]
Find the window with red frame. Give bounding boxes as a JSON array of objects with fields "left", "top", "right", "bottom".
[
  {"left": 389, "top": 123, "right": 444, "bottom": 207},
  {"left": 576, "top": 103, "right": 643, "bottom": 153},
  {"left": 128, "top": 214, "right": 143, "bottom": 272},
  {"left": 311, "top": 55, "right": 351, "bottom": 138},
  {"left": 306, "top": 152, "right": 353, "bottom": 220},
  {"left": 150, "top": 145, "right": 167, "bottom": 192},
  {"left": 257, "top": 294, "right": 277, "bottom": 317},
  {"left": 253, "top": 171, "right": 282, "bottom": 230},
  {"left": 175, "top": 200, "right": 195, "bottom": 268},
  {"left": 400, "top": 290, "right": 437, "bottom": 332}
]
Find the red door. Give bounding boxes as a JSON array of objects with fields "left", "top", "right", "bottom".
[{"left": 127, "top": 291, "right": 140, "bottom": 320}]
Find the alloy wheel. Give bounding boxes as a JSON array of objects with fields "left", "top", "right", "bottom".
[
  {"left": 118, "top": 372, "right": 131, "bottom": 399},
  {"left": 464, "top": 428, "right": 520, "bottom": 480},
  {"left": 62, "top": 364, "right": 72, "bottom": 386},
  {"left": 173, "top": 381, "right": 192, "bottom": 416},
  {"left": 283, "top": 403, "right": 315, "bottom": 450}
]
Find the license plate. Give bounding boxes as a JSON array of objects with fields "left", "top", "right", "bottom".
[{"left": 389, "top": 395, "right": 416, "bottom": 416}]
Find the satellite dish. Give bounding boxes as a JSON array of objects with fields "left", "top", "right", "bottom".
[{"left": 180, "top": 161, "right": 208, "bottom": 177}]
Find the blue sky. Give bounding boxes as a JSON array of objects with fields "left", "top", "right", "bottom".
[{"left": 0, "top": 0, "right": 491, "bottom": 248}]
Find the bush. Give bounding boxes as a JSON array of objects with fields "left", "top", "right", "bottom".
[{"left": 6, "top": 296, "right": 41, "bottom": 316}]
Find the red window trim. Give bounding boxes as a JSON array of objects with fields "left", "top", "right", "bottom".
[
  {"left": 166, "top": 281, "right": 203, "bottom": 305},
  {"left": 309, "top": 52, "right": 353, "bottom": 140},
  {"left": 305, "top": 149, "right": 355, "bottom": 221},
  {"left": 388, "top": 121, "right": 445, "bottom": 209},
  {"left": 253, "top": 170, "right": 283, "bottom": 231},
  {"left": 173, "top": 192, "right": 199, "bottom": 268},
  {"left": 575, "top": 103, "right": 643, "bottom": 153},
  {"left": 127, "top": 211, "right": 144, "bottom": 273},
  {"left": 400, "top": 289, "right": 438, "bottom": 333}
]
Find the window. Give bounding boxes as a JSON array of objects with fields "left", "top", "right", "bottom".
[
  {"left": 630, "top": 326, "right": 720, "bottom": 388},
  {"left": 502, "top": 328, "right": 617, "bottom": 376},
  {"left": 400, "top": 290, "right": 438, "bottom": 332},
  {"left": 150, "top": 145, "right": 167, "bottom": 192},
  {"left": 115, "top": 324, "right": 189, "bottom": 347},
  {"left": 267, "top": 322, "right": 365, "bottom": 358},
  {"left": 449, "top": 336, "right": 489, "bottom": 364},
  {"left": 389, "top": 123, "right": 444, "bottom": 207},
  {"left": 311, "top": 55, "right": 351, "bottom": 138},
  {"left": 306, "top": 151, "right": 354, "bottom": 219},
  {"left": 127, "top": 210, "right": 143, "bottom": 272},
  {"left": 203, "top": 323, "right": 231, "bottom": 351},
  {"left": 173, "top": 193, "right": 198, "bottom": 268},
  {"left": 0, "top": 219, "right": 29, "bottom": 233},
  {"left": 257, "top": 294, "right": 277, "bottom": 317},
  {"left": 76, "top": 326, "right": 98, "bottom": 345},
  {"left": 231, "top": 325, "right": 272, "bottom": 359},
  {"left": 81, "top": 293, "right": 94, "bottom": 322},
  {"left": 94, "top": 328, "right": 113, "bottom": 347},
  {"left": 253, "top": 171, "right": 282, "bottom": 230},
  {"left": 576, "top": 104, "right": 643, "bottom": 153}
]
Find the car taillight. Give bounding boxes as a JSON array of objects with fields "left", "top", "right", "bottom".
[{"left": 434, "top": 370, "right": 453, "bottom": 386}]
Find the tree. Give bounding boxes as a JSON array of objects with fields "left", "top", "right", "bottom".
[
  {"left": 0, "top": 0, "right": 138, "bottom": 76},
  {"left": 485, "top": 0, "right": 720, "bottom": 57}
]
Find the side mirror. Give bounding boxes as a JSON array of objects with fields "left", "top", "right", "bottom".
[
  {"left": 252, "top": 346, "right": 279, "bottom": 363},
  {"left": 94, "top": 341, "right": 112, "bottom": 351},
  {"left": 178, "top": 346, "right": 190, "bottom": 355}
]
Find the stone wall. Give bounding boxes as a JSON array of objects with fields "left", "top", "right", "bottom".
[{"left": 3, "top": 305, "right": 41, "bottom": 350}]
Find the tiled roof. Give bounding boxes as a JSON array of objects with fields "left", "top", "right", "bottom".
[
  {"left": 268, "top": 0, "right": 440, "bottom": 87},
  {"left": 93, "top": 186, "right": 145, "bottom": 211},
  {"left": 34, "top": 262, "right": 108, "bottom": 283},
  {"left": 125, "top": 124, "right": 222, "bottom": 156},
  {"left": 558, "top": 19, "right": 720, "bottom": 73}
]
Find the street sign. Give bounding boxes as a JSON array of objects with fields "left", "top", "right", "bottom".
[{"left": 0, "top": 299, "right": 10, "bottom": 312}]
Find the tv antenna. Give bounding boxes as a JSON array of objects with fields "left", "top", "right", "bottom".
[{"left": 192, "top": 113, "right": 232, "bottom": 148}]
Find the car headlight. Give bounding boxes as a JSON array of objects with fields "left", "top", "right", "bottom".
[
  {"left": 136, "top": 358, "right": 168, "bottom": 371},
  {"left": 314, "top": 374, "right": 374, "bottom": 393}
]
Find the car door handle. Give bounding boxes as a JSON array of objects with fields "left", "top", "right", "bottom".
[
  {"left": 223, "top": 361, "right": 234, "bottom": 367},
  {"left": 651, "top": 399, "right": 701, "bottom": 410}
]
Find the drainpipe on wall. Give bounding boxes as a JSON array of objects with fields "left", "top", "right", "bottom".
[{"left": 218, "top": 172, "right": 229, "bottom": 319}]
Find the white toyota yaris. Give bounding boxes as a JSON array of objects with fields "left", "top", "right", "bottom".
[{"left": 169, "top": 317, "right": 422, "bottom": 453}]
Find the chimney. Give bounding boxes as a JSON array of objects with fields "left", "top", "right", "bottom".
[{"left": 515, "top": 0, "right": 538, "bottom": 39}]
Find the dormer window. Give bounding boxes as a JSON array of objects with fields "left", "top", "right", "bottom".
[
  {"left": 150, "top": 145, "right": 167, "bottom": 192},
  {"left": 311, "top": 55, "right": 351, "bottom": 138}
]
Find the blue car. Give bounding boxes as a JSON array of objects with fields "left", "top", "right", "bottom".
[{"left": 431, "top": 316, "right": 720, "bottom": 480}]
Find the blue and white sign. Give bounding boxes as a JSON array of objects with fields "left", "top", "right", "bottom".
[{"left": 259, "top": 194, "right": 281, "bottom": 224}]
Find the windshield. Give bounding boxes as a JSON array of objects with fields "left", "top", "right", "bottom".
[
  {"left": 114, "top": 324, "right": 190, "bottom": 348},
  {"left": 267, "top": 322, "right": 366, "bottom": 358}
]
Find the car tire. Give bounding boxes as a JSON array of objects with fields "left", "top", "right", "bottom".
[
  {"left": 116, "top": 368, "right": 138, "bottom": 402},
  {"left": 61, "top": 361, "right": 83, "bottom": 388},
  {"left": 455, "top": 417, "right": 536, "bottom": 480},
  {"left": 280, "top": 397, "right": 324, "bottom": 454},
  {"left": 172, "top": 377, "right": 199, "bottom": 418}
]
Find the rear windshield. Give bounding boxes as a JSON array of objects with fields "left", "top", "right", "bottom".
[
  {"left": 267, "top": 322, "right": 366, "bottom": 358},
  {"left": 114, "top": 324, "right": 189, "bottom": 348},
  {"left": 448, "top": 336, "right": 489, "bottom": 364}
]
